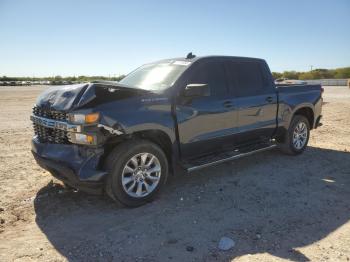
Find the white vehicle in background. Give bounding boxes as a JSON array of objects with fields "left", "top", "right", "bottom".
[
  {"left": 275, "top": 78, "right": 307, "bottom": 85},
  {"left": 21, "top": 81, "right": 31, "bottom": 86}
]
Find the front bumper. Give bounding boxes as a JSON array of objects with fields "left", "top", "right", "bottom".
[{"left": 31, "top": 137, "right": 107, "bottom": 194}]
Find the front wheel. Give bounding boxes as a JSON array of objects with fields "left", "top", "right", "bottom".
[
  {"left": 104, "top": 139, "right": 169, "bottom": 207},
  {"left": 279, "top": 115, "right": 310, "bottom": 155}
]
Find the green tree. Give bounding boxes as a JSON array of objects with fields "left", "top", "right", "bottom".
[
  {"left": 334, "top": 67, "right": 350, "bottom": 78},
  {"left": 299, "top": 72, "right": 314, "bottom": 80},
  {"left": 272, "top": 72, "right": 283, "bottom": 79},
  {"left": 282, "top": 71, "right": 300, "bottom": 79}
]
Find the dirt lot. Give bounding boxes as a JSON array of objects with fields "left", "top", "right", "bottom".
[{"left": 0, "top": 86, "right": 349, "bottom": 262}]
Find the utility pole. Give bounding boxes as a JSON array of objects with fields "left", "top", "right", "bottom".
[{"left": 310, "top": 65, "right": 313, "bottom": 71}]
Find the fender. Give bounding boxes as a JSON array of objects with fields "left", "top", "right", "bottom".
[
  {"left": 289, "top": 103, "right": 315, "bottom": 126},
  {"left": 276, "top": 84, "right": 321, "bottom": 135}
]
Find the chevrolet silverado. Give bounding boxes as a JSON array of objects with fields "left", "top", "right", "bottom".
[{"left": 31, "top": 54, "right": 323, "bottom": 206}]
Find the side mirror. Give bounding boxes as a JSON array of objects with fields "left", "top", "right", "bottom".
[{"left": 183, "top": 83, "right": 210, "bottom": 97}]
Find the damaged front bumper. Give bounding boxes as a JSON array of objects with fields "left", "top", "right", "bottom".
[{"left": 31, "top": 137, "right": 107, "bottom": 194}]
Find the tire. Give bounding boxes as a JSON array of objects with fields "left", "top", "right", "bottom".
[
  {"left": 104, "top": 139, "right": 169, "bottom": 207},
  {"left": 278, "top": 115, "right": 310, "bottom": 155}
]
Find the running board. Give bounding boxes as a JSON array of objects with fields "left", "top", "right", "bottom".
[{"left": 185, "top": 144, "right": 277, "bottom": 172}]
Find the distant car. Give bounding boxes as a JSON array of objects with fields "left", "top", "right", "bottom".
[
  {"left": 52, "top": 80, "right": 63, "bottom": 85},
  {"left": 9, "top": 81, "right": 16, "bottom": 86},
  {"left": 275, "top": 78, "right": 288, "bottom": 83},
  {"left": 21, "top": 81, "right": 32, "bottom": 86}
]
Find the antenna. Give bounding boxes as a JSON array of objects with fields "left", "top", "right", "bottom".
[{"left": 186, "top": 52, "right": 196, "bottom": 59}]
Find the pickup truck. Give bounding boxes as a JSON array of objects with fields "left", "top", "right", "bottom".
[{"left": 31, "top": 54, "right": 323, "bottom": 207}]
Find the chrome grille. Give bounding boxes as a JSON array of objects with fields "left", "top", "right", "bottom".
[
  {"left": 32, "top": 106, "right": 67, "bottom": 121},
  {"left": 32, "top": 106, "right": 70, "bottom": 144}
]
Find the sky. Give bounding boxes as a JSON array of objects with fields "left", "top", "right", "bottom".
[{"left": 0, "top": 0, "right": 349, "bottom": 77}]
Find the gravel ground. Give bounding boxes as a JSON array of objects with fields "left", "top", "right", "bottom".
[{"left": 0, "top": 85, "right": 349, "bottom": 262}]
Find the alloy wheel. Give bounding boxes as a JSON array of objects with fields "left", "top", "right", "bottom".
[{"left": 121, "top": 152, "right": 161, "bottom": 198}]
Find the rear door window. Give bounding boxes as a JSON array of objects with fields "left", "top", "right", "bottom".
[{"left": 226, "top": 61, "right": 267, "bottom": 97}]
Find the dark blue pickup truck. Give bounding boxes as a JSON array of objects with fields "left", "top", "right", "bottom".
[{"left": 31, "top": 54, "right": 323, "bottom": 206}]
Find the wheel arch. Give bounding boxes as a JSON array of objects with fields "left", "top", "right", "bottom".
[
  {"left": 276, "top": 104, "right": 315, "bottom": 143},
  {"left": 293, "top": 106, "right": 315, "bottom": 129},
  {"left": 101, "top": 129, "right": 176, "bottom": 174},
  {"left": 131, "top": 129, "right": 173, "bottom": 164}
]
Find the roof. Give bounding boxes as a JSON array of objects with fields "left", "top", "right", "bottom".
[{"left": 153, "top": 55, "right": 265, "bottom": 65}]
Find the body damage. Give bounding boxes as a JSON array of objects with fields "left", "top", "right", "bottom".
[
  {"left": 31, "top": 56, "right": 323, "bottom": 194},
  {"left": 32, "top": 81, "right": 177, "bottom": 190},
  {"left": 92, "top": 93, "right": 176, "bottom": 143},
  {"left": 35, "top": 81, "right": 176, "bottom": 141}
]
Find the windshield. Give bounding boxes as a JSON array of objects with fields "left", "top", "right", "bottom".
[{"left": 119, "top": 61, "right": 191, "bottom": 91}]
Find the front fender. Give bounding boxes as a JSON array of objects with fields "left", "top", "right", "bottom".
[{"left": 94, "top": 96, "right": 177, "bottom": 143}]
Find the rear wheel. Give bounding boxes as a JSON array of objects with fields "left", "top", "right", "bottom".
[
  {"left": 104, "top": 139, "right": 169, "bottom": 207},
  {"left": 279, "top": 115, "right": 310, "bottom": 155}
]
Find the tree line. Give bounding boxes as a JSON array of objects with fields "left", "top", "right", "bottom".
[
  {"left": 272, "top": 67, "right": 350, "bottom": 80},
  {"left": 1, "top": 66, "right": 350, "bottom": 82},
  {"left": 0, "top": 75, "right": 125, "bottom": 82}
]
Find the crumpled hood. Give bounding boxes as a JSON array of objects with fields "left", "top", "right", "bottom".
[
  {"left": 36, "top": 83, "right": 89, "bottom": 111},
  {"left": 35, "top": 82, "right": 151, "bottom": 111}
]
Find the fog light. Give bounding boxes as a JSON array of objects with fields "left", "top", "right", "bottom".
[{"left": 69, "top": 133, "right": 96, "bottom": 145}]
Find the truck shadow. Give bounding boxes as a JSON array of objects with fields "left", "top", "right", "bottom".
[{"left": 34, "top": 146, "right": 350, "bottom": 261}]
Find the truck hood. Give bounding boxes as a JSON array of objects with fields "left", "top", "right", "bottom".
[{"left": 35, "top": 81, "right": 151, "bottom": 111}]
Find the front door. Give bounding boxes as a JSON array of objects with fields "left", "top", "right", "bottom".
[{"left": 175, "top": 59, "right": 239, "bottom": 160}]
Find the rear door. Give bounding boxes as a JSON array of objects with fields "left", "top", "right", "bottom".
[
  {"left": 225, "top": 59, "right": 277, "bottom": 145},
  {"left": 176, "top": 59, "right": 239, "bottom": 159}
]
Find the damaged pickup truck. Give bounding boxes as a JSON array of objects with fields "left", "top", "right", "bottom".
[{"left": 31, "top": 54, "right": 323, "bottom": 206}]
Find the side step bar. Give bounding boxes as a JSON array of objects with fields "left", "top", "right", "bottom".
[{"left": 186, "top": 144, "right": 277, "bottom": 172}]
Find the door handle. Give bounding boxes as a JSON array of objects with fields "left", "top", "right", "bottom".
[{"left": 266, "top": 96, "right": 274, "bottom": 103}]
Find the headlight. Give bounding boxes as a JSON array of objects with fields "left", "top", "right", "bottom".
[
  {"left": 68, "top": 133, "right": 96, "bottom": 145},
  {"left": 68, "top": 112, "right": 100, "bottom": 124}
]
